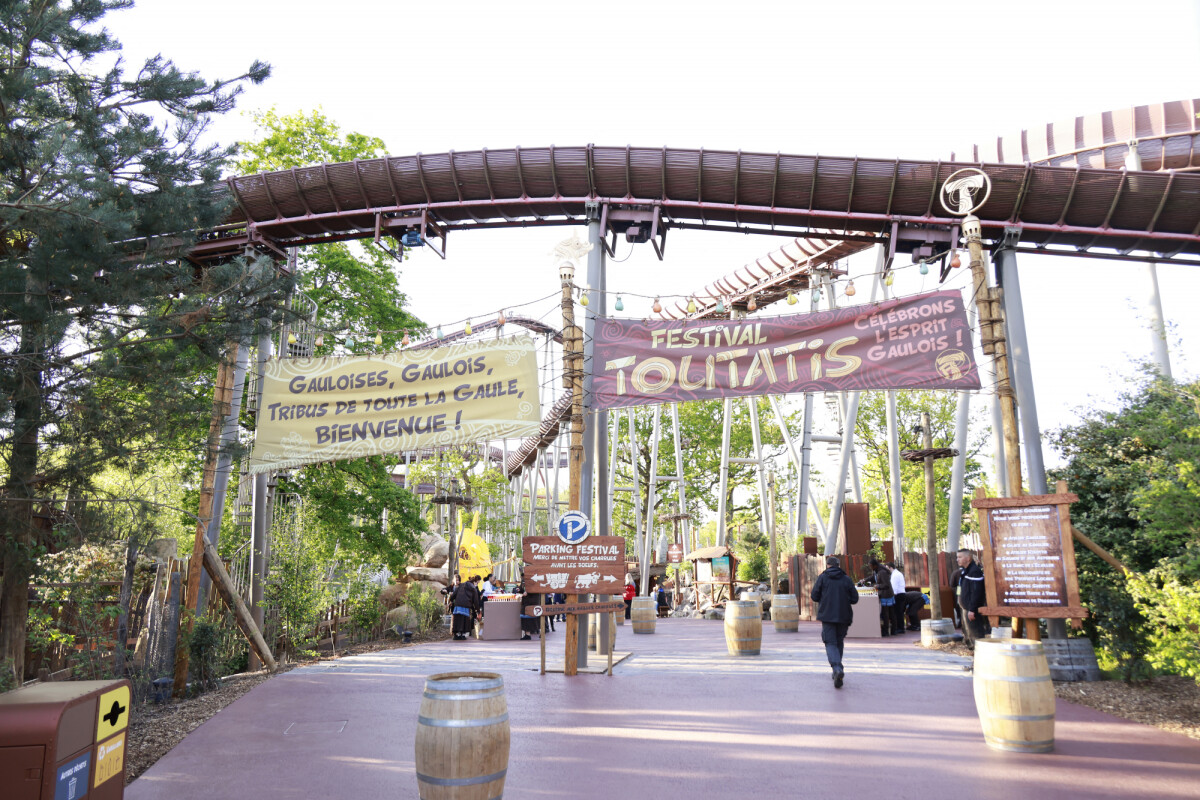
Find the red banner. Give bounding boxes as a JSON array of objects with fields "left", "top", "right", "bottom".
[{"left": 592, "top": 290, "right": 979, "bottom": 410}]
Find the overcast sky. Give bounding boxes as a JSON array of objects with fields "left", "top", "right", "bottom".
[{"left": 109, "top": 0, "right": 1200, "bottom": 479}]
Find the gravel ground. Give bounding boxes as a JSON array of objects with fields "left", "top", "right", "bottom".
[
  {"left": 918, "top": 639, "right": 1200, "bottom": 740},
  {"left": 125, "top": 628, "right": 451, "bottom": 784}
]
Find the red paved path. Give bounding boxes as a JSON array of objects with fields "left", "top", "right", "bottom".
[{"left": 127, "top": 619, "right": 1200, "bottom": 799}]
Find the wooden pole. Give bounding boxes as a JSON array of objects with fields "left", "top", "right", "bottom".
[
  {"left": 767, "top": 473, "right": 778, "bottom": 595},
  {"left": 201, "top": 541, "right": 276, "bottom": 670},
  {"left": 561, "top": 264, "right": 584, "bottom": 677},
  {"left": 963, "top": 207, "right": 1028, "bottom": 635},
  {"left": 922, "top": 413, "right": 942, "bottom": 621},
  {"left": 963, "top": 215, "right": 1022, "bottom": 496},
  {"left": 174, "top": 344, "right": 238, "bottom": 696}
]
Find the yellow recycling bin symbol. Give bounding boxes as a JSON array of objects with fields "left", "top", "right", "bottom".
[{"left": 95, "top": 683, "right": 130, "bottom": 743}]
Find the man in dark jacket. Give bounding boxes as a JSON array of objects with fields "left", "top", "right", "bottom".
[
  {"left": 811, "top": 556, "right": 859, "bottom": 688},
  {"left": 955, "top": 549, "right": 987, "bottom": 648}
]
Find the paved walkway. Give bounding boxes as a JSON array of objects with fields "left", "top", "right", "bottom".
[{"left": 128, "top": 620, "right": 1200, "bottom": 799}]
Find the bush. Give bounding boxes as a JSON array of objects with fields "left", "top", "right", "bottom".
[
  {"left": 737, "top": 549, "right": 769, "bottom": 583},
  {"left": 404, "top": 586, "right": 446, "bottom": 634},
  {"left": 188, "top": 619, "right": 223, "bottom": 692},
  {"left": 344, "top": 577, "right": 384, "bottom": 637},
  {"left": 1127, "top": 545, "right": 1200, "bottom": 681}
]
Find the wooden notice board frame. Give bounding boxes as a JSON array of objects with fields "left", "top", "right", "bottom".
[{"left": 971, "top": 481, "right": 1088, "bottom": 628}]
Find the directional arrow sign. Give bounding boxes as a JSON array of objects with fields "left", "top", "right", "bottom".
[
  {"left": 555, "top": 600, "right": 626, "bottom": 615},
  {"left": 522, "top": 536, "right": 625, "bottom": 594}
]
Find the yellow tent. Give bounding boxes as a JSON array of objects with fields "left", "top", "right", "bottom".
[{"left": 456, "top": 511, "right": 492, "bottom": 581}]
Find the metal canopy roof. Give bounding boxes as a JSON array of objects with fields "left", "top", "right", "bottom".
[{"left": 203, "top": 142, "right": 1200, "bottom": 264}]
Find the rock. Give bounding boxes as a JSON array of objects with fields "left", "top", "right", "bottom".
[
  {"left": 386, "top": 605, "right": 419, "bottom": 630},
  {"left": 408, "top": 580, "right": 447, "bottom": 599},
  {"left": 703, "top": 608, "right": 725, "bottom": 620},
  {"left": 419, "top": 531, "right": 443, "bottom": 552},
  {"left": 422, "top": 540, "right": 449, "bottom": 568},
  {"left": 144, "top": 538, "right": 178, "bottom": 561},
  {"left": 406, "top": 565, "right": 449, "bottom": 585},
  {"left": 379, "top": 583, "right": 407, "bottom": 609}
]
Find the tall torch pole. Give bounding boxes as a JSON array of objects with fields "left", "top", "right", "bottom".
[
  {"left": 944, "top": 170, "right": 1034, "bottom": 639},
  {"left": 560, "top": 256, "right": 585, "bottom": 675}
]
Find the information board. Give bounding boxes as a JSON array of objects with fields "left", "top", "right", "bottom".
[
  {"left": 971, "top": 485, "right": 1087, "bottom": 623},
  {"left": 987, "top": 504, "right": 1069, "bottom": 607}
]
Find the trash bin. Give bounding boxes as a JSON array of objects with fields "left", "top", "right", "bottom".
[{"left": 0, "top": 678, "right": 132, "bottom": 800}]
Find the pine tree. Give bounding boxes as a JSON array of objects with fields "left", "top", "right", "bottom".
[{"left": 0, "top": 0, "right": 276, "bottom": 681}]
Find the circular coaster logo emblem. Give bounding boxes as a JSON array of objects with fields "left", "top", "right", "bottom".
[
  {"left": 936, "top": 349, "right": 971, "bottom": 380},
  {"left": 940, "top": 168, "right": 992, "bottom": 216},
  {"left": 556, "top": 510, "right": 591, "bottom": 545}
]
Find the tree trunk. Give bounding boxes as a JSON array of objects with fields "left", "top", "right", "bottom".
[
  {"left": 114, "top": 534, "right": 141, "bottom": 677},
  {"left": 1, "top": 319, "right": 45, "bottom": 683}
]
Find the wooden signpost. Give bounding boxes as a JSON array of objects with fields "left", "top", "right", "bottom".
[
  {"left": 972, "top": 481, "right": 1088, "bottom": 638},
  {"left": 521, "top": 536, "right": 625, "bottom": 595}
]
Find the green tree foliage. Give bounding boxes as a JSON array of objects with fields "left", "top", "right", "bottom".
[
  {"left": 855, "top": 391, "right": 987, "bottom": 551},
  {"left": 235, "top": 108, "right": 423, "bottom": 351},
  {"left": 1051, "top": 374, "right": 1200, "bottom": 681},
  {"left": 282, "top": 456, "right": 424, "bottom": 576},
  {"left": 0, "top": 0, "right": 276, "bottom": 680}
]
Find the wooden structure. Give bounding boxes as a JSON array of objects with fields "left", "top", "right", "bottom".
[
  {"left": 686, "top": 545, "right": 738, "bottom": 608},
  {"left": 972, "top": 481, "right": 1088, "bottom": 635}
]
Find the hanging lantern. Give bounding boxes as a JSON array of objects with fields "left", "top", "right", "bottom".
[
  {"left": 314, "top": 333, "right": 324, "bottom": 347},
  {"left": 401, "top": 330, "right": 410, "bottom": 347},
  {"left": 287, "top": 331, "right": 297, "bottom": 344},
  {"left": 579, "top": 290, "right": 590, "bottom": 307},
  {"left": 885, "top": 272, "right": 895, "bottom": 287},
  {"left": 435, "top": 325, "right": 443, "bottom": 339},
  {"left": 652, "top": 297, "right": 662, "bottom": 314},
  {"left": 747, "top": 294, "right": 757, "bottom": 312},
  {"left": 686, "top": 297, "right": 697, "bottom": 314},
  {"left": 345, "top": 337, "right": 355, "bottom": 349},
  {"left": 951, "top": 251, "right": 962, "bottom": 268},
  {"left": 498, "top": 310, "right": 506, "bottom": 326},
  {"left": 844, "top": 280, "right": 856, "bottom": 297},
  {"left": 615, "top": 295, "right": 625, "bottom": 312},
  {"left": 464, "top": 319, "right": 473, "bottom": 336},
  {"left": 374, "top": 332, "right": 383, "bottom": 346},
  {"left": 920, "top": 261, "right": 930, "bottom": 275},
  {"left": 716, "top": 297, "right": 726, "bottom": 314},
  {"left": 786, "top": 291, "right": 797, "bottom": 306}
]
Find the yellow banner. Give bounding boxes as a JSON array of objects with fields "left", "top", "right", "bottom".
[{"left": 249, "top": 337, "right": 541, "bottom": 473}]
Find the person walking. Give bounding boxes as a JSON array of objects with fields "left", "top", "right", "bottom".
[
  {"left": 623, "top": 574, "right": 636, "bottom": 619},
  {"left": 888, "top": 562, "right": 908, "bottom": 635},
  {"left": 811, "top": 555, "right": 859, "bottom": 688},
  {"left": 955, "top": 548, "right": 988, "bottom": 648}
]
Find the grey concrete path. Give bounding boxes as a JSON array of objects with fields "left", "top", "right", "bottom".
[{"left": 128, "top": 620, "right": 1200, "bottom": 799}]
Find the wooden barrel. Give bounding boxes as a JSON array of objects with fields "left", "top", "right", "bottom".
[
  {"left": 770, "top": 594, "right": 799, "bottom": 632},
  {"left": 631, "top": 597, "right": 656, "bottom": 634},
  {"left": 743, "top": 592, "right": 763, "bottom": 618},
  {"left": 724, "top": 600, "right": 762, "bottom": 656},
  {"left": 973, "top": 638, "right": 1055, "bottom": 753},
  {"left": 920, "top": 618, "right": 956, "bottom": 646},
  {"left": 415, "top": 671, "right": 510, "bottom": 799},
  {"left": 587, "top": 615, "right": 616, "bottom": 650}
]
